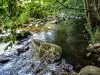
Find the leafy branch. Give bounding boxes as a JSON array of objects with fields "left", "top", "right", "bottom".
[{"left": 56, "top": 0, "right": 93, "bottom": 11}]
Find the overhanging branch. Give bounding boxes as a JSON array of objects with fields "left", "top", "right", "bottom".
[{"left": 56, "top": 0, "right": 93, "bottom": 11}]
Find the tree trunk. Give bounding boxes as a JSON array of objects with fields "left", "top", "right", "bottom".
[{"left": 83, "top": 0, "right": 100, "bottom": 29}]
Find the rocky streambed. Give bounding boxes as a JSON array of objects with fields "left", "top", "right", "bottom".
[
  {"left": 0, "top": 30, "right": 76, "bottom": 75},
  {"left": 0, "top": 18, "right": 100, "bottom": 75}
]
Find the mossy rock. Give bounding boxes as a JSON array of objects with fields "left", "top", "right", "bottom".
[
  {"left": 30, "top": 39, "right": 44, "bottom": 54},
  {"left": 30, "top": 39, "right": 62, "bottom": 63},
  {"left": 78, "top": 66, "right": 100, "bottom": 75},
  {"left": 38, "top": 43, "right": 62, "bottom": 63}
]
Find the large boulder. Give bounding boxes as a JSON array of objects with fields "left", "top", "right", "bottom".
[
  {"left": 38, "top": 43, "right": 62, "bottom": 63},
  {"left": 30, "top": 39, "right": 44, "bottom": 57},
  {"left": 30, "top": 39, "right": 62, "bottom": 63},
  {"left": 78, "top": 66, "right": 100, "bottom": 75}
]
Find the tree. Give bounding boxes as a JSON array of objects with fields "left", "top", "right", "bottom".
[
  {"left": 83, "top": 0, "right": 100, "bottom": 29},
  {"left": 82, "top": 0, "right": 100, "bottom": 43}
]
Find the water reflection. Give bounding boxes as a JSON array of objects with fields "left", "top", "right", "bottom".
[{"left": 53, "top": 19, "right": 88, "bottom": 71}]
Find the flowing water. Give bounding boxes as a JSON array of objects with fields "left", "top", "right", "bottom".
[{"left": 0, "top": 18, "right": 88, "bottom": 74}]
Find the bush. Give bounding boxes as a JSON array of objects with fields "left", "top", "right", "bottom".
[{"left": 18, "top": 12, "right": 29, "bottom": 24}]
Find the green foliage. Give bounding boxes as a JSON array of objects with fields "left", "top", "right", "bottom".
[
  {"left": 21, "top": 30, "right": 25, "bottom": 36},
  {"left": 0, "top": 0, "right": 95, "bottom": 44},
  {"left": 0, "top": 0, "right": 7, "bottom": 16},
  {"left": 95, "top": 27, "right": 100, "bottom": 43},
  {"left": 17, "top": 12, "right": 29, "bottom": 24},
  {"left": 85, "top": 24, "right": 100, "bottom": 43},
  {"left": 30, "top": 6, "right": 47, "bottom": 18},
  {"left": 56, "top": 0, "right": 84, "bottom": 16},
  {"left": 28, "top": 0, "right": 55, "bottom": 18},
  {"left": 85, "top": 24, "right": 95, "bottom": 44}
]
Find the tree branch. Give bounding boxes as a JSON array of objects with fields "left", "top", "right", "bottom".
[{"left": 56, "top": 0, "right": 93, "bottom": 11}]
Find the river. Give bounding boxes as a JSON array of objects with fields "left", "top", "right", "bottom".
[{"left": 0, "top": 18, "right": 88, "bottom": 75}]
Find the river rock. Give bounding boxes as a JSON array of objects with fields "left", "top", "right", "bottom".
[
  {"left": 33, "top": 59, "right": 75, "bottom": 75},
  {"left": 51, "top": 20, "right": 58, "bottom": 24},
  {"left": 0, "top": 55, "right": 11, "bottom": 63},
  {"left": 0, "top": 30, "right": 31, "bottom": 43},
  {"left": 2, "top": 39, "right": 31, "bottom": 57},
  {"left": 38, "top": 43, "right": 62, "bottom": 63},
  {"left": 86, "top": 43, "right": 100, "bottom": 62},
  {"left": 30, "top": 39, "right": 62, "bottom": 63},
  {"left": 78, "top": 65, "right": 100, "bottom": 75},
  {"left": 87, "top": 43, "right": 100, "bottom": 53}
]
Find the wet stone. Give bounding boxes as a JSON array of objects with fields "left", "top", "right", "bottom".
[
  {"left": 30, "top": 39, "right": 62, "bottom": 63},
  {"left": 78, "top": 66, "right": 100, "bottom": 75},
  {"left": 86, "top": 43, "right": 100, "bottom": 63}
]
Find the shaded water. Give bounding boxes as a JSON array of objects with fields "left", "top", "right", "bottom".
[{"left": 53, "top": 19, "right": 88, "bottom": 71}]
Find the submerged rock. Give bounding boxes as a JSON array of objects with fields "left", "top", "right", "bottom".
[
  {"left": 78, "top": 66, "right": 100, "bottom": 75},
  {"left": 30, "top": 39, "right": 62, "bottom": 63},
  {"left": 0, "top": 55, "right": 11, "bottom": 64}
]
